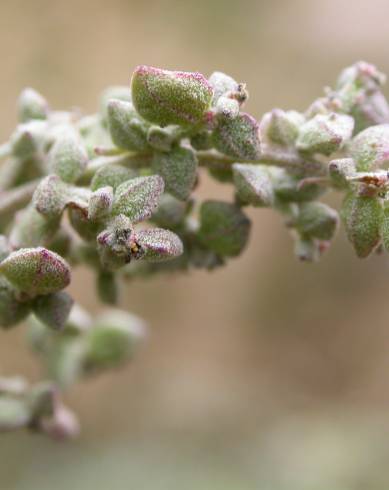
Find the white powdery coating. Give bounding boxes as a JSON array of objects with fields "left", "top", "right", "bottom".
[{"left": 136, "top": 228, "right": 183, "bottom": 262}]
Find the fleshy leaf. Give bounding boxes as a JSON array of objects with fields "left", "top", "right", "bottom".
[
  {"left": 295, "top": 202, "right": 339, "bottom": 241},
  {"left": 135, "top": 228, "right": 183, "bottom": 262},
  {"left": 32, "top": 291, "right": 74, "bottom": 330},
  {"left": 233, "top": 163, "right": 274, "bottom": 207},
  {"left": 107, "top": 99, "right": 149, "bottom": 151},
  {"left": 212, "top": 113, "right": 261, "bottom": 160},
  {"left": 0, "top": 247, "right": 71, "bottom": 296},
  {"left": 198, "top": 201, "right": 251, "bottom": 257},
  {"left": 49, "top": 133, "right": 88, "bottom": 183},
  {"left": 349, "top": 124, "right": 389, "bottom": 171},
  {"left": 18, "top": 88, "right": 49, "bottom": 123},
  {"left": 153, "top": 145, "right": 197, "bottom": 201},
  {"left": 131, "top": 65, "right": 213, "bottom": 127},
  {"left": 112, "top": 175, "right": 164, "bottom": 223}
]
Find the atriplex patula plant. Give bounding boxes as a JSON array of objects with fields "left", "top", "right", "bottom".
[{"left": 0, "top": 61, "right": 387, "bottom": 438}]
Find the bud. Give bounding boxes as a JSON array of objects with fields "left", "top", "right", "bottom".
[
  {"left": 107, "top": 99, "right": 149, "bottom": 151},
  {"left": 349, "top": 124, "right": 389, "bottom": 171},
  {"left": 97, "top": 215, "right": 135, "bottom": 270},
  {"left": 0, "top": 277, "right": 31, "bottom": 328},
  {"left": 232, "top": 163, "right": 274, "bottom": 207},
  {"left": 296, "top": 113, "right": 354, "bottom": 155},
  {"left": 151, "top": 193, "right": 189, "bottom": 228},
  {"left": 112, "top": 175, "right": 164, "bottom": 223},
  {"left": 147, "top": 125, "right": 180, "bottom": 152},
  {"left": 88, "top": 186, "right": 113, "bottom": 222},
  {"left": 32, "top": 291, "right": 74, "bottom": 330},
  {"left": 152, "top": 145, "right": 197, "bottom": 201},
  {"left": 18, "top": 88, "right": 49, "bottom": 122},
  {"left": 0, "top": 397, "right": 30, "bottom": 431},
  {"left": 33, "top": 175, "right": 68, "bottom": 218},
  {"left": 208, "top": 71, "right": 248, "bottom": 105},
  {"left": 341, "top": 192, "right": 383, "bottom": 258},
  {"left": 0, "top": 247, "right": 71, "bottom": 296},
  {"left": 260, "top": 109, "right": 304, "bottom": 146},
  {"left": 49, "top": 133, "right": 88, "bottom": 183},
  {"left": 328, "top": 158, "right": 356, "bottom": 189},
  {"left": 135, "top": 228, "right": 183, "bottom": 262},
  {"left": 96, "top": 270, "right": 118, "bottom": 305},
  {"left": 295, "top": 202, "right": 339, "bottom": 241},
  {"left": 9, "top": 206, "right": 59, "bottom": 248},
  {"left": 90, "top": 163, "right": 135, "bottom": 192},
  {"left": 198, "top": 201, "right": 251, "bottom": 257},
  {"left": 131, "top": 65, "right": 213, "bottom": 127},
  {"left": 212, "top": 113, "right": 261, "bottom": 160},
  {"left": 335, "top": 61, "right": 389, "bottom": 133},
  {"left": 83, "top": 309, "right": 146, "bottom": 371},
  {"left": 215, "top": 96, "right": 240, "bottom": 118}
]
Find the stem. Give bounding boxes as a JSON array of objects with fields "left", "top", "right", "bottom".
[
  {"left": 0, "top": 179, "right": 40, "bottom": 226},
  {"left": 197, "top": 148, "right": 326, "bottom": 176}
]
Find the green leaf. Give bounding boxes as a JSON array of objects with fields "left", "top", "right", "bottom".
[
  {"left": 49, "top": 132, "right": 88, "bottom": 183},
  {"left": 112, "top": 175, "right": 164, "bottom": 223},
  {"left": 233, "top": 163, "right": 274, "bottom": 207},
  {"left": 296, "top": 113, "right": 354, "bottom": 156},
  {"left": 341, "top": 192, "right": 383, "bottom": 258},
  {"left": 32, "top": 291, "right": 74, "bottom": 330},
  {"left": 153, "top": 145, "right": 197, "bottom": 201},
  {"left": 131, "top": 65, "right": 213, "bottom": 127},
  {"left": 198, "top": 201, "right": 251, "bottom": 257},
  {"left": 18, "top": 88, "right": 49, "bottom": 123},
  {"left": 295, "top": 202, "right": 339, "bottom": 241},
  {"left": 136, "top": 228, "right": 183, "bottom": 262},
  {"left": 212, "top": 113, "right": 261, "bottom": 160},
  {"left": 107, "top": 99, "right": 149, "bottom": 151},
  {"left": 0, "top": 247, "right": 71, "bottom": 296},
  {"left": 350, "top": 124, "right": 389, "bottom": 171}
]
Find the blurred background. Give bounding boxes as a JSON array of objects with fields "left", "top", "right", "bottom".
[{"left": 1, "top": 0, "right": 389, "bottom": 488}]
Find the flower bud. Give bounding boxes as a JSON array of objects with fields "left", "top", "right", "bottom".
[
  {"left": 88, "top": 186, "right": 113, "bottom": 222},
  {"left": 0, "top": 247, "right": 71, "bottom": 296},
  {"left": 212, "top": 113, "right": 261, "bottom": 160},
  {"left": 215, "top": 96, "right": 240, "bottom": 118},
  {"left": 153, "top": 145, "right": 197, "bottom": 201},
  {"left": 0, "top": 397, "right": 30, "bottom": 431},
  {"left": 18, "top": 88, "right": 49, "bottom": 123},
  {"left": 107, "top": 99, "right": 149, "bottom": 151},
  {"left": 32, "top": 291, "right": 74, "bottom": 330},
  {"left": 296, "top": 113, "right": 354, "bottom": 155},
  {"left": 90, "top": 163, "right": 135, "bottom": 192},
  {"left": 295, "top": 202, "right": 339, "bottom": 240},
  {"left": 135, "top": 228, "right": 183, "bottom": 262},
  {"left": 349, "top": 124, "right": 389, "bottom": 171},
  {"left": 147, "top": 125, "right": 180, "bottom": 152},
  {"left": 208, "top": 71, "right": 248, "bottom": 105},
  {"left": 341, "top": 192, "right": 383, "bottom": 258},
  {"left": 198, "top": 201, "right": 251, "bottom": 257},
  {"left": 112, "top": 175, "right": 164, "bottom": 223},
  {"left": 83, "top": 309, "right": 146, "bottom": 371},
  {"left": 232, "top": 163, "right": 274, "bottom": 207},
  {"left": 97, "top": 215, "right": 135, "bottom": 270},
  {"left": 0, "top": 277, "right": 31, "bottom": 328},
  {"left": 260, "top": 109, "right": 304, "bottom": 146},
  {"left": 328, "top": 158, "right": 356, "bottom": 189},
  {"left": 131, "top": 65, "right": 213, "bottom": 127},
  {"left": 96, "top": 270, "right": 118, "bottom": 305},
  {"left": 49, "top": 133, "right": 88, "bottom": 183}
]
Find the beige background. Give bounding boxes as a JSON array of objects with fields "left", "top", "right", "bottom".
[{"left": 1, "top": 0, "right": 389, "bottom": 488}]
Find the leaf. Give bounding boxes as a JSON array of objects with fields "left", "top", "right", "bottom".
[{"left": 136, "top": 228, "right": 183, "bottom": 262}]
